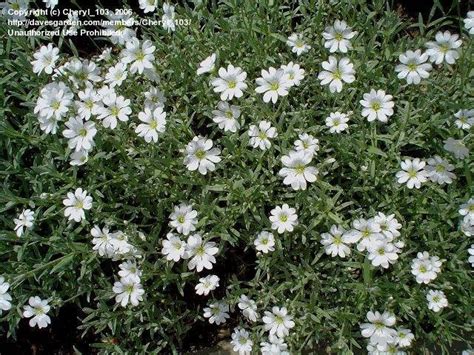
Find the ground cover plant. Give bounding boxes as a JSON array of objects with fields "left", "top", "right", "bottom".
[{"left": 0, "top": 0, "right": 473, "bottom": 353}]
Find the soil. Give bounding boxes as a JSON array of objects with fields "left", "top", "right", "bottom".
[{"left": 2, "top": 0, "right": 471, "bottom": 353}]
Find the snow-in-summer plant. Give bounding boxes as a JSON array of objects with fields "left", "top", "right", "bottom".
[{"left": 1, "top": 0, "right": 472, "bottom": 353}]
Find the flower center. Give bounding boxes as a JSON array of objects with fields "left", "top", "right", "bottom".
[
  {"left": 79, "top": 128, "right": 88, "bottom": 137},
  {"left": 332, "top": 69, "right": 342, "bottom": 80},
  {"left": 419, "top": 265, "right": 427, "bottom": 273},
  {"left": 177, "top": 215, "right": 185, "bottom": 223},
  {"left": 51, "top": 101, "right": 61, "bottom": 110},
  {"left": 407, "top": 62, "right": 418, "bottom": 71},
  {"left": 371, "top": 101, "right": 381, "bottom": 111},
  {"left": 225, "top": 111, "right": 233, "bottom": 119},
  {"left": 275, "top": 315, "right": 284, "bottom": 324},
  {"left": 195, "top": 150, "right": 206, "bottom": 160},
  {"left": 270, "top": 82, "right": 279, "bottom": 91},
  {"left": 377, "top": 248, "right": 385, "bottom": 255},
  {"left": 433, "top": 296, "right": 440, "bottom": 302},
  {"left": 335, "top": 32, "right": 343, "bottom": 41},
  {"left": 110, "top": 106, "right": 120, "bottom": 117},
  {"left": 149, "top": 120, "right": 158, "bottom": 129},
  {"left": 435, "top": 164, "right": 446, "bottom": 172},
  {"left": 294, "top": 164, "right": 306, "bottom": 175},
  {"left": 407, "top": 168, "right": 418, "bottom": 178},
  {"left": 227, "top": 80, "right": 236, "bottom": 89},
  {"left": 279, "top": 214, "right": 288, "bottom": 222},
  {"left": 258, "top": 132, "right": 267, "bottom": 140},
  {"left": 196, "top": 245, "right": 205, "bottom": 256},
  {"left": 75, "top": 200, "right": 84, "bottom": 209},
  {"left": 135, "top": 50, "right": 145, "bottom": 61}
]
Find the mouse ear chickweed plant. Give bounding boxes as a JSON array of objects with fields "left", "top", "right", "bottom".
[{"left": 1, "top": 0, "right": 473, "bottom": 353}]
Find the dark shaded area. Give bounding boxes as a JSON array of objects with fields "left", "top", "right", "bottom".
[{"left": 0, "top": 304, "right": 96, "bottom": 354}]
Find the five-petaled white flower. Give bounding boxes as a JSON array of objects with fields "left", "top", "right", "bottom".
[
  {"left": 254, "top": 231, "right": 276, "bottom": 254},
  {"left": 203, "top": 301, "right": 229, "bottom": 325},
  {"left": 0, "top": 276, "right": 12, "bottom": 314},
  {"left": 360, "top": 89, "right": 394, "bottom": 123},
  {"left": 278, "top": 150, "right": 318, "bottom": 190},
  {"left": 322, "top": 20, "right": 357, "bottom": 53},
  {"left": 136, "top": 106, "right": 167, "bottom": 143},
  {"left": 169, "top": 203, "right": 198, "bottom": 235},
  {"left": 443, "top": 138, "right": 469, "bottom": 159},
  {"left": 248, "top": 121, "right": 277, "bottom": 150},
  {"left": 62, "top": 116, "right": 97, "bottom": 152},
  {"left": 425, "top": 31, "right": 462, "bottom": 65},
  {"left": 121, "top": 38, "right": 156, "bottom": 74},
  {"left": 318, "top": 56, "right": 355, "bottom": 93},
  {"left": 113, "top": 278, "right": 145, "bottom": 307},
  {"left": 269, "top": 204, "right": 298, "bottom": 234},
  {"left": 212, "top": 101, "right": 241, "bottom": 132},
  {"left": 426, "top": 289, "right": 448, "bottom": 312},
  {"left": 211, "top": 64, "right": 248, "bottom": 101},
  {"left": 280, "top": 62, "right": 305, "bottom": 87},
  {"left": 22, "top": 296, "right": 51, "bottom": 329},
  {"left": 63, "top": 188, "right": 93, "bottom": 222},
  {"left": 161, "top": 232, "right": 187, "bottom": 262},
  {"left": 425, "top": 155, "right": 456, "bottom": 185},
  {"left": 197, "top": 53, "right": 216, "bottom": 75},
  {"left": 411, "top": 251, "right": 442, "bottom": 284},
  {"left": 263, "top": 306, "right": 295, "bottom": 338},
  {"left": 395, "top": 49, "right": 432, "bottom": 85},
  {"left": 231, "top": 328, "right": 254, "bottom": 355},
  {"left": 286, "top": 33, "right": 311, "bottom": 56},
  {"left": 183, "top": 136, "right": 222, "bottom": 175},
  {"left": 14, "top": 209, "right": 34, "bottom": 237},
  {"left": 31, "top": 44, "right": 60, "bottom": 75},
  {"left": 255, "top": 67, "right": 291, "bottom": 104},
  {"left": 238, "top": 295, "right": 258, "bottom": 322},
  {"left": 294, "top": 133, "right": 319, "bottom": 157},
  {"left": 97, "top": 93, "right": 132, "bottom": 129},
  {"left": 326, "top": 111, "right": 350, "bottom": 133},
  {"left": 195, "top": 275, "right": 220, "bottom": 296},
  {"left": 360, "top": 311, "right": 397, "bottom": 348},
  {"left": 454, "top": 109, "right": 474, "bottom": 130},
  {"left": 184, "top": 234, "right": 219, "bottom": 272},
  {"left": 395, "top": 158, "right": 428, "bottom": 189},
  {"left": 464, "top": 11, "right": 474, "bottom": 35},
  {"left": 321, "top": 225, "right": 352, "bottom": 258}
]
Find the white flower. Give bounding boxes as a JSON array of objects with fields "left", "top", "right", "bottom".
[
  {"left": 144, "top": 87, "right": 166, "bottom": 109},
  {"left": 58, "top": 58, "right": 101, "bottom": 88},
  {"left": 286, "top": 33, "right": 311, "bottom": 56},
  {"left": 395, "top": 158, "right": 428, "bottom": 189},
  {"left": 91, "top": 225, "right": 116, "bottom": 257},
  {"left": 22, "top": 296, "right": 51, "bottom": 329},
  {"left": 97, "top": 93, "right": 132, "bottom": 129},
  {"left": 468, "top": 245, "right": 474, "bottom": 267},
  {"left": 121, "top": 38, "right": 156, "bottom": 74},
  {"left": 373, "top": 212, "right": 401, "bottom": 241},
  {"left": 459, "top": 198, "right": 474, "bottom": 224},
  {"left": 0, "top": 276, "right": 12, "bottom": 314},
  {"left": 162, "top": 3, "right": 176, "bottom": 32},
  {"left": 395, "top": 50, "right": 432, "bottom": 85},
  {"left": 255, "top": 67, "right": 291, "bottom": 104},
  {"left": 454, "top": 109, "right": 474, "bottom": 130},
  {"left": 118, "top": 260, "right": 142, "bottom": 283},
  {"left": 464, "top": 11, "right": 474, "bottom": 35},
  {"left": 367, "top": 240, "right": 399, "bottom": 268},
  {"left": 411, "top": 251, "right": 442, "bottom": 284},
  {"left": 322, "top": 20, "right": 357, "bottom": 53},
  {"left": 260, "top": 337, "right": 290, "bottom": 355},
  {"left": 344, "top": 218, "right": 382, "bottom": 252},
  {"left": 169, "top": 203, "right": 198, "bottom": 235},
  {"left": 426, "top": 290, "right": 448, "bottom": 312},
  {"left": 104, "top": 13, "right": 136, "bottom": 45},
  {"left": 269, "top": 204, "right": 298, "bottom": 234},
  {"left": 425, "top": 31, "right": 462, "bottom": 65},
  {"left": 395, "top": 328, "right": 414, "bottom": 348},
  {"left": 184, "top": 234, "right": 219, "bottom": 272},
  {"left": 31, "top": 44, "right": 59, "bottom": 75},
  {"left": 105, "top": 62, "right": 128, "bottom": 87},
  {"left": 231, "top": 328, "right": 253, "bottom": 355},
  {"left": 280, "top": 62, "right": 305, "bottom": 87},
  {"left": 211, "top": 64, "right": 248, "bottom": 101},
  {"left": 161, "top": 233, "right": 187, "bottom": 262},
  {"left": 425, "top": 156, "right": 456, "bottom": 185},
  {"left": 63, "top": 188, "right": 93, "bottom": 222},
  {"left": 254, "top": 231, "right": 275, "bottom": 254},
  {"left": 461, "top": 219, "right": 474, "bottom": 237},
  {"left": 112, "top": 278, "right": 145, "bottom": 307},
  {"left": 195, "top": 275, "right": 220, "bottom": 296},
  {"left": 203, "top": 301, "right": 229, "bottom": 325},
  {"left": 318, "top": 56, "right": 355, "bottom": 93},
  {"left": 14, "top": 209, "right": 34, "bottom": 237},
  {"left": 294, "top": 133, "right": 319, "bottom": 158},
  {"left": 139, "top": 0, "right": 157, "bottom": 13},
  {"left": 360, "top": 89, "right": 395, "bottom": 123},
  {"left": 360, "top": 311, "right": 397, "bottom": 348},
  {"left": 34, "top": 82, "right": 73, "bottom": 130},
  {"left": 238, "top": 295, "right": 258, "bottom": 322},
  {"left": 443, "top": 138, "right": 469, "bottom": 159},
  {"left": 212, "top": 101, "right": 241, "bottom": 133},
  {"left": 183, "top": 136, "right": 221, "bottom": 175},
  {"left": 326, "top": 111, "right": 350, "bottom": 133},
  {"left": 263, "top": 306, "right": 295, "bottom": 338},
  {"left": 63, "top": 117, "right": 97, "bottom": 152},
  {"left": 197, "top": 53, "right": 216, "bottom": 75},
  {"left": 76, "top": 87, "right": 101, "bottom": 120},
  {"left": 248, "top": 120, "right": 277, "bottom": 150},
  {"left": 70, "top": 150, "right": 89, "bottom": 166},
  {"left": 98, "top": 47, "right": 112, "bottom": 62},
  {"left": 320, "top": 225, "right": 352, "bottom": 258},
  {"left": 42, "top": 0, "right": 57, "bottom": 9},
  {"left": 136, "top": 106, "right": 167, "bottom": 143},
  {"left": 278, "top": 150, "right": 318, "bottom": 190}
]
